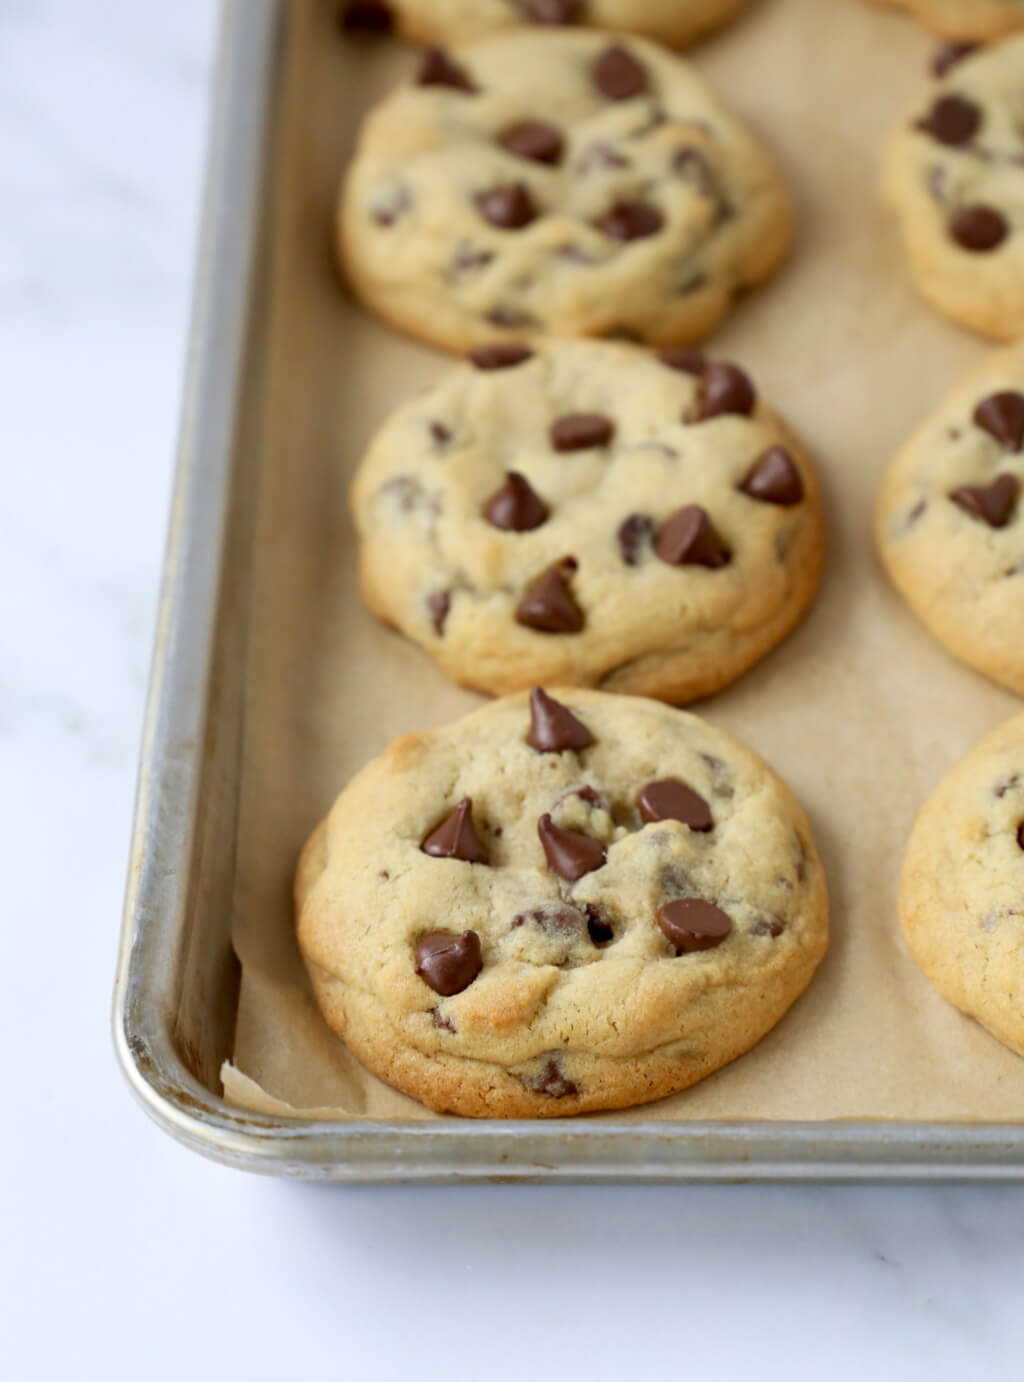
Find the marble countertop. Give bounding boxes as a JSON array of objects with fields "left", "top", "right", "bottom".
[{"left": 3, "top": 1, "right": 1022, "bottom": 1376}]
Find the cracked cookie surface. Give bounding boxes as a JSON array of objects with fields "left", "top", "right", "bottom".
[
  {"left": 341, "top": 0, "right": 751, "bottom": 48},
  {"left": 352, "top": 339, "right": 824, "bottom": 702},
  {"left": 295, "top": 688, "right": 829, "bottom": 1117},
  {"left": 900, "top": 710, "right": 1024, "bottom": 1058},
  {"left": 883, "top": 36, "right": 1024, "bottom": 339},
  {"left": 339, "top": 29, "right": 792, "bottom": 351},
  {"left": 876, "top": 341, "right": 1024, "bottom": 695}
]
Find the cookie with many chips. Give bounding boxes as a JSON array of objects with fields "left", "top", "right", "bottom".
[
  {"left": 900, "top": 710, "right": 1024, "bottom": 1058},
  {"left": 296, "top": 688, "right": 829, "bottom": 1117},
  {"left": 352, "top": 339, "right": 825, "bottom": 702},
  {"left": 339, "top": 29, "right": 792, "bottom": 350},
  {"left": 883, "top": 36, "right": 1024, "bottom": 339},
  {"left": 876, "top": 342, "right": 1024, "bottom": 695}
]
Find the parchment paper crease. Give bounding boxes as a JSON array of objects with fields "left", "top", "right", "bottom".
[{"left": 222, "top": 0, "right": 1024, "bottom": 1122}]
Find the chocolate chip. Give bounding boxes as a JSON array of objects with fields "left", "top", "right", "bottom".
[
  {"left": 450, "top": 245, "right": 495, "bottom": 277},
  {"left": 498, "top": 120, "right": 565, "bottom": 165},
  {"left": 538, "top": 813, "right": 606, "bottom": 881},
  {"left": 527, "top": 686, "right": 594, "bottom": 752},
  {"left": 418, "top": 48, "right": 476, "bottom": 92},
  {"left": 655, "top": 506, "right": 730, "bottom": 568},
  {"left": 421, "top": 798, "right": 489, "bottom": 863},
  {"left": 1018, "top": 823, "right": 1024, "bottom": 851},
  {"left": 915, "top": 94, "right": 982, "bottom": 145},
  {"left": 428, "top": 590, "right": 451, "bottom": 635},
  {"left": 339, "top": 1, "right": 393, "bottom": 33},
  {"left": 516, "top": 559, "right": 584, "bottom": 633},
  {"left": 486, "top": 305, "right": 536, "bottom": 328},
  {"left": 995, "top": 774, "right": 1020, "bottom": 798},
  {"left": 657, "top": 898, "right": 732, "bottom": 953},
  {"left": 429, "top": 421, "right": 451, "bottom": 447},
  {"left": 469, "top": 344, "right": 534, "bottom": 370},
  {"left": 415, "top": 931, "right": 483, "bottom": 996},
  {"left": 659, "top": 345, "right": 706, "bottom": 375},
  {"left": 550, "top": 413, "right": 615, "bottom": 451},
  {"left": 751, "top": 918, "right": 785, "bottom": 939},
  {"left": 974, "top": 391, "right": 1024, "bottom": 451},
  {"left": 617, "top": 513, "right": 654, "bottom": 565},
  {"left": 483, "top": 471, "right": 549, "bottom": 532},
  {"left": 739, "top": 447, "right": 804, "bottom": 506},
  {"left": 592, "top": 45, "right": 647, "bottom": 101},
  {"left": 949, "top": 473, "right": 1019, "bottom": 528},
  {"left": 521, "top": 1059, "right": 578, "bottom": 1097},
  {"left": 524, "top": 0, "right": 583, "bottom": 21},
  {"left": 638, "top": 779, "right": 713, "bottom": 831},
  {"left": 932, "top": 41, "right": 980, "bottom": 78},
  {"left": 949, "top": 204, "right": 1009, "bottom": 252},
  {"left": 593, "top": 200, "right": 664, "bottom": 242},
  {"left": 585, "top": 904, "right": 614, "bottom": 945},
  {"left": 690, "top": 362, "right": 756, "bottom": 421},
  {"left": 431, "top": 1006, "right": 456, "bottom": 1032},
  {"left": 477, "top": 183, "right": 538, "bottom": 229}
]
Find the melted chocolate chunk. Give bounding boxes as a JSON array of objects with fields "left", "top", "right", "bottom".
[
  {"left": 521, "top": 1059, "right": 578, "bottom": 1098},
  {"left": 339, "top": 0, "right": 393, "bottom": 33},
  {"left": 585, "top": 904, "right": 614, "bottom": 945},
  {"left": 592, "top": 44, "right": 648, "bottom": 101},
  {"left": 527, "top": 687, "right": 594, "bottom": 752},
  {"left": 421, "top": 798, "right": 489, "bottom": 863},
  {"left": 477, "top": 182, "right": 539, "bottom": 229},
  {"left": 638, "top": 779, "right": 713, "bottom": 831},
  {"left": 974, "top": 391, "right": 1024, "bottom": 451},
  {"left": 415, "top": 931, "right": 483, "bottom": 996},
  {"left": 915, "top": 94, "right": 982, "bottom": 145},
  {"left": 498, "top": 120, "right": 565, "bottom": 165},
  {"left": 690, "top": 362, "right": 756, "bottom": 421},
  {"left": 932, "top": 41, "right": 980, "bottom": 78},
  {"left": 428, "top": 590, "right": 451, "bottom": 635},
  {"left": 739, "top": 447, "right": 805, "bottom": 506},
  {"left": 537, "top": 814, "right": 606, "bottom": 881},
  {"left": 469, "top": 343, "right": 534, "bottom": 370},
  {"left": 483, "top": 471, "right": 549, "bottom": 531},
  {"left": 657, "top": 898, "right": 732, "bottom": 953},
  {"left": 516, "top": 558, "right": 584, "bottom": 633},
  {"left": 659, "top": 345, "right": 707, "bottom": 375},
  {"left": 949, "top": 473, "right": 1019, "bottom": 528},
  {"left": 1018, "top": 823, "right": 1024, "bottom": 851},
  {"left": 949, "top": 204, "right": 1008, "bottom": 252},
  {"left": 593, "top": 200, "right": 664, "bottom": 242},
  {"left": 617, "top": 512, "right": 654, "bottom": 565},
  {"left": 550, "top": 412, "right": 615, "bottom": 450},
  {"left": 655, "top": 506, "right": 730, "bottom": 568},
  {"left": 418, "top": 48, "right": 476, "bottom": 92},
  {"left": 429, "top": 421, "right": 451, "bottom": 447},
  {"left": 431, "top": 1006, "right": 456, "bottom": 1032}
]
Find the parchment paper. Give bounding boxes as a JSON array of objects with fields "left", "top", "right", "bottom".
[{"left": 223, "top": 0, "right": 1024, "bottom": 1122}]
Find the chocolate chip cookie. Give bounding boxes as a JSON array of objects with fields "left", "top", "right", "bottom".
[
  {"left": 296, "top": 688, "right": 829, "bottom": 1117},
  {"left": 340, "top": 0, "right": 751, "bottom": 48},
  {"left": 883, "top": 36, "right": 1024, "bottom": 339},
  {"left": 352, "top": 340, "right": 825, "bottom": 702},
  {"left": 900, "top": 710, "right": 1024, "bottom": 1058},
  {"left": 870, "top": 0, "right": 1024, "bottom": 40},
  {"left": 339, "top": 29, "right": 793, "bottom": 351},
  {"left": 876, "top": 342, "right": 1024, "bottom": 695}
]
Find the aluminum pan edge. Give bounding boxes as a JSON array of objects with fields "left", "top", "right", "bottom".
[{"left": 112, "top": 0, "right": 1024, "bottom": 1183}]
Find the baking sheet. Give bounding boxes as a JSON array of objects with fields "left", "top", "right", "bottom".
[{"left": 223, "top": 0, "right": 1024, "bottom": 1123}]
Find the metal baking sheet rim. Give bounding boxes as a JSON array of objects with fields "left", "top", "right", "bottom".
[{"left": 112, "top": 0, "right": 1024, "bottom": 1184}]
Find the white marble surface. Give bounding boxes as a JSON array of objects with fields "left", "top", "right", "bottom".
[{"left": 3, "top": 2, "right": 1024, "bottom": 1377}]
